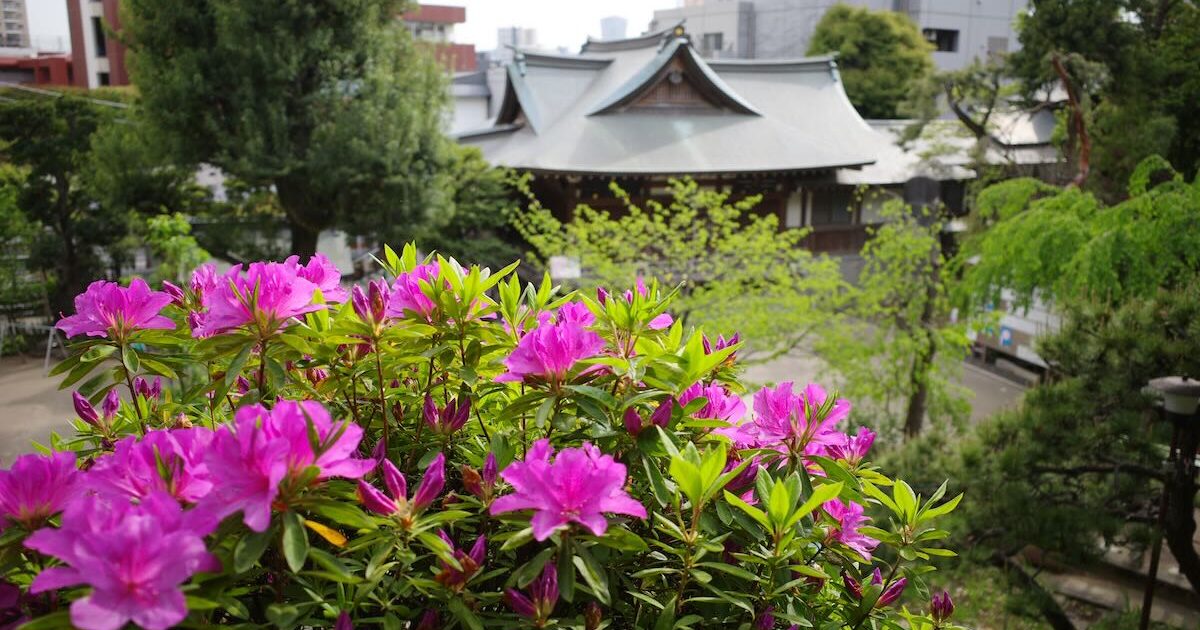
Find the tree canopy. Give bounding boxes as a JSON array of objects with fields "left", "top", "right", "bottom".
[
  {"left": 1012, "top": 0, "right": 1200, "bottom": 194},
  {"left": 122, "top": 0, "right": 451, "bottom": 257},
  {"left": 807, "top": 4, "right": 934, "bottom": 119}
]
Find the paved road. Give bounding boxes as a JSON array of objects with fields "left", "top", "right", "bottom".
[
  {"left": 0, "top": 352, "right": 1025, "bottom": 464},
  {"left": 743, "top": 352, "right": 1024, "bottom": 424},
  {"left": 0, "top": 357, "right": 75, "bottom": 465}
]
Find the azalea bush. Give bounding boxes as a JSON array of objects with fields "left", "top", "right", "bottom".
[{"left": 0, "top": 245, "right": 961, "bottom": 630}]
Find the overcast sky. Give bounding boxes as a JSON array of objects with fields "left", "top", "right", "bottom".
[{"left": 26, "top": 1, "right": 683, "bottom": 54}]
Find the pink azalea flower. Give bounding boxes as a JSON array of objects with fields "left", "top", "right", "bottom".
[
  {"left": 679, "top": 382, "right": 746, "bottom": 423},
  {"left": 356, "top": 455, "right": 445, "bottom": 519},
  {"left": 88, "top": 428, "right": 216, "bottom": 505},
  {"left": 751, "top": 382, "right": 849, "bottom": 456},
  {"left": 555, "top": 302, "right": 595, "bottom": 326},
  {"left": 490, "top": 439, "right": 647, "bottom": 541},
  {"left": 386, "top": 264, "right": 439, "bottom": 321},
  {"left": 495, "top": 321, "right": 605, "bottom": 385},
  {"left": 194, "top": 261, "right": 324, "bottom": 338},
  {"left": 56, "top": 278, "right": 175, "bottom": 340},
  {"left": 822, "top": 498, "right": 879, "bottom": 560},
  {"left": 0, "top": 452, "right": 82, "bottom": 531},
  {"left": 190, "top": 263, "right": 219, "bottom": 297},
  {"left": 826, "top": 426, "right": 876, "bottom": 467},
  {"left": 25, "top": 492, "right": 218, "bottom": 630},
  {"left": 201, "top": 401, "right": 375, "bottom": 532},
  {"left": 285, "top": 254, "right": 348, "bottom": 302}
]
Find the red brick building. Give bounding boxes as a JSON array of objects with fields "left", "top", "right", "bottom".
[
  {"left": 402, "top": 4, "right": 477, "bottom": 73},
  {"left": 65, "top": 0, "right": 129, "bottom": 88}
]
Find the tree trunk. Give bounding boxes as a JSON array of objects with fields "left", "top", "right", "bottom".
[
  {"left": 289, "top": 223, "right": 321, "bottom": 261},
  {"left": 903, "top": 361, "right": 930, "bottom": 438},
  {"left": 903, "top": 230, "right": 942, "bottom": 439},
  {"left": 1163, "top": 420, "right": 1200, "bottom": 595},
  {"left": 275, "top": 175, "right": 331, "bottom": 260}
]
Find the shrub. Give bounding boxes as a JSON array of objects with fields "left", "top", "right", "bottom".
[{"left": 0, "top": 245, "right": 960, "bottom": 629}]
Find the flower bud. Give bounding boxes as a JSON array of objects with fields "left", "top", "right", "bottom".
[
  {"left": 842, "top": 573, "right": 862, "bottom": 600},
  {"left": 72, "top": 391, "right": 99, "bottom": 426},
  {"left": 410, "top": 453, "right": 445, "bottom": 513},
  {"left": 414, "top": 611, "right": 439, "bottom": 630},
  {"left": 368, "top": 279, "right": 388, "bottom": 323},
  {"left": 596, "top": 286, "right": 609, "bottom": 305},
  {"left": 357, "top": 480, "right": 398, "bottom": 516},
  {"left": 931, "top": 590, "right": 954, "bottom": 624},
  {"left": 754, "top": 607, "right": 774, "bottom": 630},
  {"left": 162, "top": 280, "right": 186, "bottom": 307},
  {"left": 584, "top": 602, "right": 602, "bottom": 630},
  {"left": 623, "top": 407, "right": 643, "bottom": 436},
  {"left": 462, "top": 464, "right": 483, "bottom": 498},
  {"left": 334, "top": 612, "right": 352, "bottom": 630},
  {"left": 483, "top": 452, "right": 498, "bottom": 487},
  {"left": 876, "top": 577, "right": 907, "bottom": 608},
  {"left": 351, "top": 285, "right": 371, "bottom": 322},
  {"left": 650, "top": 397, "right": 673, "bottom": 428},
  {"left": 102, "top": 388, "right": 120, "bottom": 419}
]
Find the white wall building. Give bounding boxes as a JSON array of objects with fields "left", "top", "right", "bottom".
[
  {"left": 600, "top": 16, "right": 628, "bottom": 40},
  {"left": 651, "top": 0, "right": 1029, "bottom": 71},
  {"left": 1, "top": 0, "right": 28, "bottom": 48}
]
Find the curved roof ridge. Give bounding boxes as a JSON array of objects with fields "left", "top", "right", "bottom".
[
  {"left": 707, "top": 55, "right": 838, "bottom": 73},
  {"left": 580, "top": 22, "right": 680, "bottom": 53},
  {"left": 586, "top": 37, "right": 761, "bottom": 116},
  {"left": 520, "top": 50, "right": 613, "bottom": 69}
]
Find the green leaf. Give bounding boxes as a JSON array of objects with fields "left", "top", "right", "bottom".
[
  {"left": 234, "top": 529, "right": 272, "bottom": 573},
  {"left": 557, "top": 546, "right": 576, "bottom": 603},
  {"left": 281, "top": 511, "right": 310, "bottom": 572},
  {"left": 919, "top": 492, "right": 963, "bottom": 522},
  {"left": 669, "top": 455, "right": 703, "bottom": 506},
  {"left": 448, "top": 597, "right": 484, "bottom": 630},
  {"left": 723, "top": 490, "right": 769, "bottom": 530},
  {"left": 121, "top": 344, "right": 140, "bottom": 374},
  {"left": 787, "top": 481, "right": 844, "bottom": 530},
  {"left": 573, "top": 547, "right": 611, "bottom": 605},
  {"left": 16, "top": 611, "right": 73, "bottom": 630},
  {"left": 566, "top": 384, "right": 618, "bottom": 408},
  {"left": 265, "top": 604, "right": 301, "bottom": 629},
  {"left": 80, "top": 344, "right": 117, "bottom": 363},
  {"left": 893, "top": 480, "right": 918, "bottom": 522}
]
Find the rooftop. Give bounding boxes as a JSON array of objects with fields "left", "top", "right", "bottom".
[{"left": 458, "top": 25, "right": 886, "bottom": 177}]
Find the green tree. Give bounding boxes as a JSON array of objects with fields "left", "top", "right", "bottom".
[
  {"left": 1012, "top": 0, "right": 1200, "bottom": 194},
  {"left": 415, "top": 146, "right": 522, "bottom": 272},
  {"left": 513, "top": 179, "right": 848, "bottom": 360},
  {"left": 818, "top": 196, "right": 971, "bottom": 439},
  {"left": 807, "top": 3, "right": 934, "bottom": 119},
  {"left": 947, "top": 156, "right": 1200, "bottom": 596},
  {"left": 123, "top": 0, "right": 451, "bottom": 258},
  {"left": 0, "top": 97, "right": 125, "bottom": 310}
]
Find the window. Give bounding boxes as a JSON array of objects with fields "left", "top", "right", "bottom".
[
  {"left": 987, "top": 36, "right": 1009, "bottom": 56},
  {"left": 701, "top": 32, "right": 723, "bottom": 56},
  {"left": 922, "top": 28, "right": 959, "bottom": 53},
  {"left": 98, "top": 72, "right": 110, "bottom": 86},
  {"left": 785, "top": 192, "right": 804, "bottom": 228},
  {"left": 91, "top": 17, "right": 107, "bottom": 58},
  {"left": 809, "top": 189, "right": 854, "bottom": 226}
]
